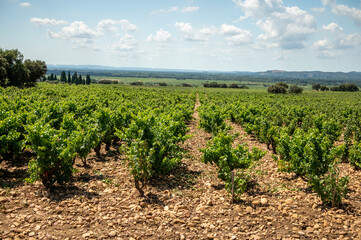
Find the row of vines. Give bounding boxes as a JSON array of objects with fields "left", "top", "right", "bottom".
[
  {"left": 0, "top": 84, "right": 196, "bottom": 194},
  {"left": 197, "top": 89, "right": 361, "bottom": 207}
]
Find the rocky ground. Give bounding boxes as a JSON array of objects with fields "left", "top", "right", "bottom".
[{"left": 1, "top": 96, "right": 361, "bottom": 240}]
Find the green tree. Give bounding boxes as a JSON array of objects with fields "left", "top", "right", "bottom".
[
  {"left": 0, "top": 54, "right": 9, "bottom": 86},
  {"left": 67, "top": 71, "right": 71, "bottom": 84},
  {"left": 72, "top": 72, "right": 78, "bottom": 85},
  {"left": 23, "top": 59, "right": 47, "bottom": 86},
  {"left": 289, "top": 85, "right": 303, "bottom": 94},
  {"left": 268, "top": 85, "right": 287, "bottom": 94},
  {"left": 78, "top": 74, "right": 82, "bottom": 85},
  {"left": 60, "top": 71, "right": 66, "bottom": 82},
  {"left": 312, "top": 84, "right": 321, "bottom": 91},
  {"left": 86, "top": 74, "right": 91, "bottom": 85},
  {"left": 1, "top": 49, "right": 29, "bottom": 87},
  {"left": 275, "top": 82, "right": 289, "bottom": 89}
]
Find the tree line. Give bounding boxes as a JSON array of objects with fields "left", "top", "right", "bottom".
[
  {"left": 57, "top": 71, "right": 91, "bottom": 85},
  {"left": 312, "top": 83, "right": 359, "bottom": 92},
  {"left": 0, "top": 48, "right": 47, "bottom": 87},
  {"left": 203, "top": 82, "right": 249, "bottom": 89}
]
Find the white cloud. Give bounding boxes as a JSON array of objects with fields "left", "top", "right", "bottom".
[
  {"left": 97, "top": 19, "right": 138, "bottom": 32},
  {"left": 151, "top": 6, "right": 199, "bottom": 15},
  {"left": 181, "top": 6, "right": 199, "bottom": 13},
  {"left": 48, "top": 21, "right": 98, "bottom": 40},
  {"left": 147, "top": 29, "right": 172, "bottom": 43},
  {"left": 30, "top": 17, "right": 68, "bottom": 27},
  {"left": 48, "top": 21, "right": 99, "bottom": 49},
  {"left": 311, "top": 7, "right": 325, "bottom": 13},
  {"left": 175, "top": 22, "right": 214, "bottom": 41},
  {"left": 220, "top": 24, "right": 252, "bottom": 45},
  {"left": 322, "top": 22, "right": 343, "bottom": 32},
  {"left": 313, "top": 39, "right": 332, "bottom": 50},
  {"left": 20, "top": 2, "right": 30, "bottom": 7},
  {"left": 313, "top": 22, "right": 361, "bottom": 58},
  {"left": 322, "top": 0, "right": 361, "bottom": 26},
  {"left": 111, "top": 34, "right": 137, "bottom": 51},
  {"left": 321, "top": 22, "right": 361, "bottom": 49},
  {"left": 233, "top": 0, "right": 316, "bottom": 49}
]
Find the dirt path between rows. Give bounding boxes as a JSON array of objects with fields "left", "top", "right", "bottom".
[{"left": 1, "top": 95, "right": 361, "bottom": 240}]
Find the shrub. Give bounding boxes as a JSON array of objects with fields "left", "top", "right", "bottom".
[
  {"left": 182, "top": 83, "right": 192, "bottom": 87},
  {"left": 201, "top": 132, "right": 265, "bottom": 200},
  {"left": 289, "top": 85, "right": 303, "bottom": 94},
  {"left": 312, "top": 84, "right": 321, "bottom": 91},
  {"left": 198, "top": 104, "right": 228, "bottom": 135},
  {"left": 320, "top": 86, "right": 329, "bottom": 91},
  {"left": 118, "top": 110, "right": 188, "bottom": 195},
  {"left": 229, "top": 83, "right": 238, "bottom": 88},
  {"left": 349, "top": 143, "right": 361, "bottom": 170},
  {"left": 98, "top": 80, "right": 112, "bottom": 84},
  {"left": 25, "top": 121, "right": 76, "bottom": 189},
  {"left": 276, "top": 82, "right": 289, "bottom": 89},
  {"left": 309, "top": 164, "right": 349, "bottom": 207},
  {"left": 130, "top": 81, "right": 143, "bottom": 86},
  {"left": 267, "top": 85, "right": 287, "bottom": 94},
  {"left": 331, "top": 84, "right": 359, "bottom": 92}
]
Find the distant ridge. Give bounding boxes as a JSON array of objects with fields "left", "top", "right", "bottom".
[{"left": 47, "top": 65, "right": 361, "bottom": 80}]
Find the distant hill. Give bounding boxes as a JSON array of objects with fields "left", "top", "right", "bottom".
[
  {"left": 46, "top": 65, "right": 361, "bottom": 86},
  {"left": 259, "top": 70, "right": 361, "bottom": 80}
]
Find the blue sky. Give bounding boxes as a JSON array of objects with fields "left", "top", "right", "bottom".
[{"left": 0, "top": 0, "right": 360, "bottom": 71}]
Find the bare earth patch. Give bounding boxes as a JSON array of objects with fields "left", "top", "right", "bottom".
[{"left": 1, "top": 96, "right": 361, "bottom": 239}]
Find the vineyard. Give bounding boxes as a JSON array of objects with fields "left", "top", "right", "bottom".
[{"left": 1, "top": 83, "right": 361, "bottom": 239}]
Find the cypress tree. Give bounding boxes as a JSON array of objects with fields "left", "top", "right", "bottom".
[
  {"left": 60, "top": 71, "right": 66, "bottom": 82},
  {"left": 67, "top": 71, "right": 71, "bottom": 84},
  {"left": 72, "top": 72, "right": 78, "bottom": 85},
  {"left": 86, "top": 74, "right": 91, "bottom": 85},
  {"left": 78, "top": 74, "right": 82, "bottom": 85}
]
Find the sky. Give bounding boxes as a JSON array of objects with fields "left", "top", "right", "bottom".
[{"left": 0, "top": 0, "right": 361, "bottom": 72}]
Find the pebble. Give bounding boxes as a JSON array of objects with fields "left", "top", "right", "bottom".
[
  {"left": 246, "top": 206, "right": 253, "bottom": 213},
  {"left": 261, "top": 198, "right": 268, "bottom": 205},
  {"left": 285, "top": 199, "right": 293, "bottom": 205},
  {"left": 82, "top": 232, "right": 91, "bottom": 238},
  {"left": 108, "top": 230, "right": 116, "bottom": 237}
]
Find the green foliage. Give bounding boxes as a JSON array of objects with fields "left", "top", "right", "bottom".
[
  {"left": 25, "top": 121, "right": 76, "bottom": 189},
  {"left": 289, "top": 85, "right": 303, "bottom": 94},
  {"left": 349, "top": 142, "right": 361, "bottom": 170},
  {"left": 0, "top": 48, "right": 46, "bottom": 87},
  {"left": 201, "top": 132, "right": 265, "bottom": 199},
  {"left": 331, "top": 83, "right": 359, "bottom": 92},
  {"left": 60, "top": 71, "right": 67, "bottom": 83},
  {"left": 275, "top": 82, "right": 289, "bottom": 89},
  {"left": 309, "top": 164, "right": 349, "bottom": 207},
  {"left": 277, "top": 129, "right": 337, "bottom": 176},
  {"left": 312, "top": 84, "right": 321, "bottom": 91},
  {"left": 268, "top": 84, "right": 287, "bottom": 94},
  {"left": 119, "top": 110, "right": 188, "bottom": 195},
  {"left": 0, "top": 114, "right": 24, "bottom": 161},
  {"left": 198, "top": 104, "right": 228, "bottom": 135},
  {"left": 86, "top": 74, "right": 91, "bottom": 85}
]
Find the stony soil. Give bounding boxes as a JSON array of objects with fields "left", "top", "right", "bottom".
[{"left": 1, "top": 96, "right": 361, "bottom": 240}]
